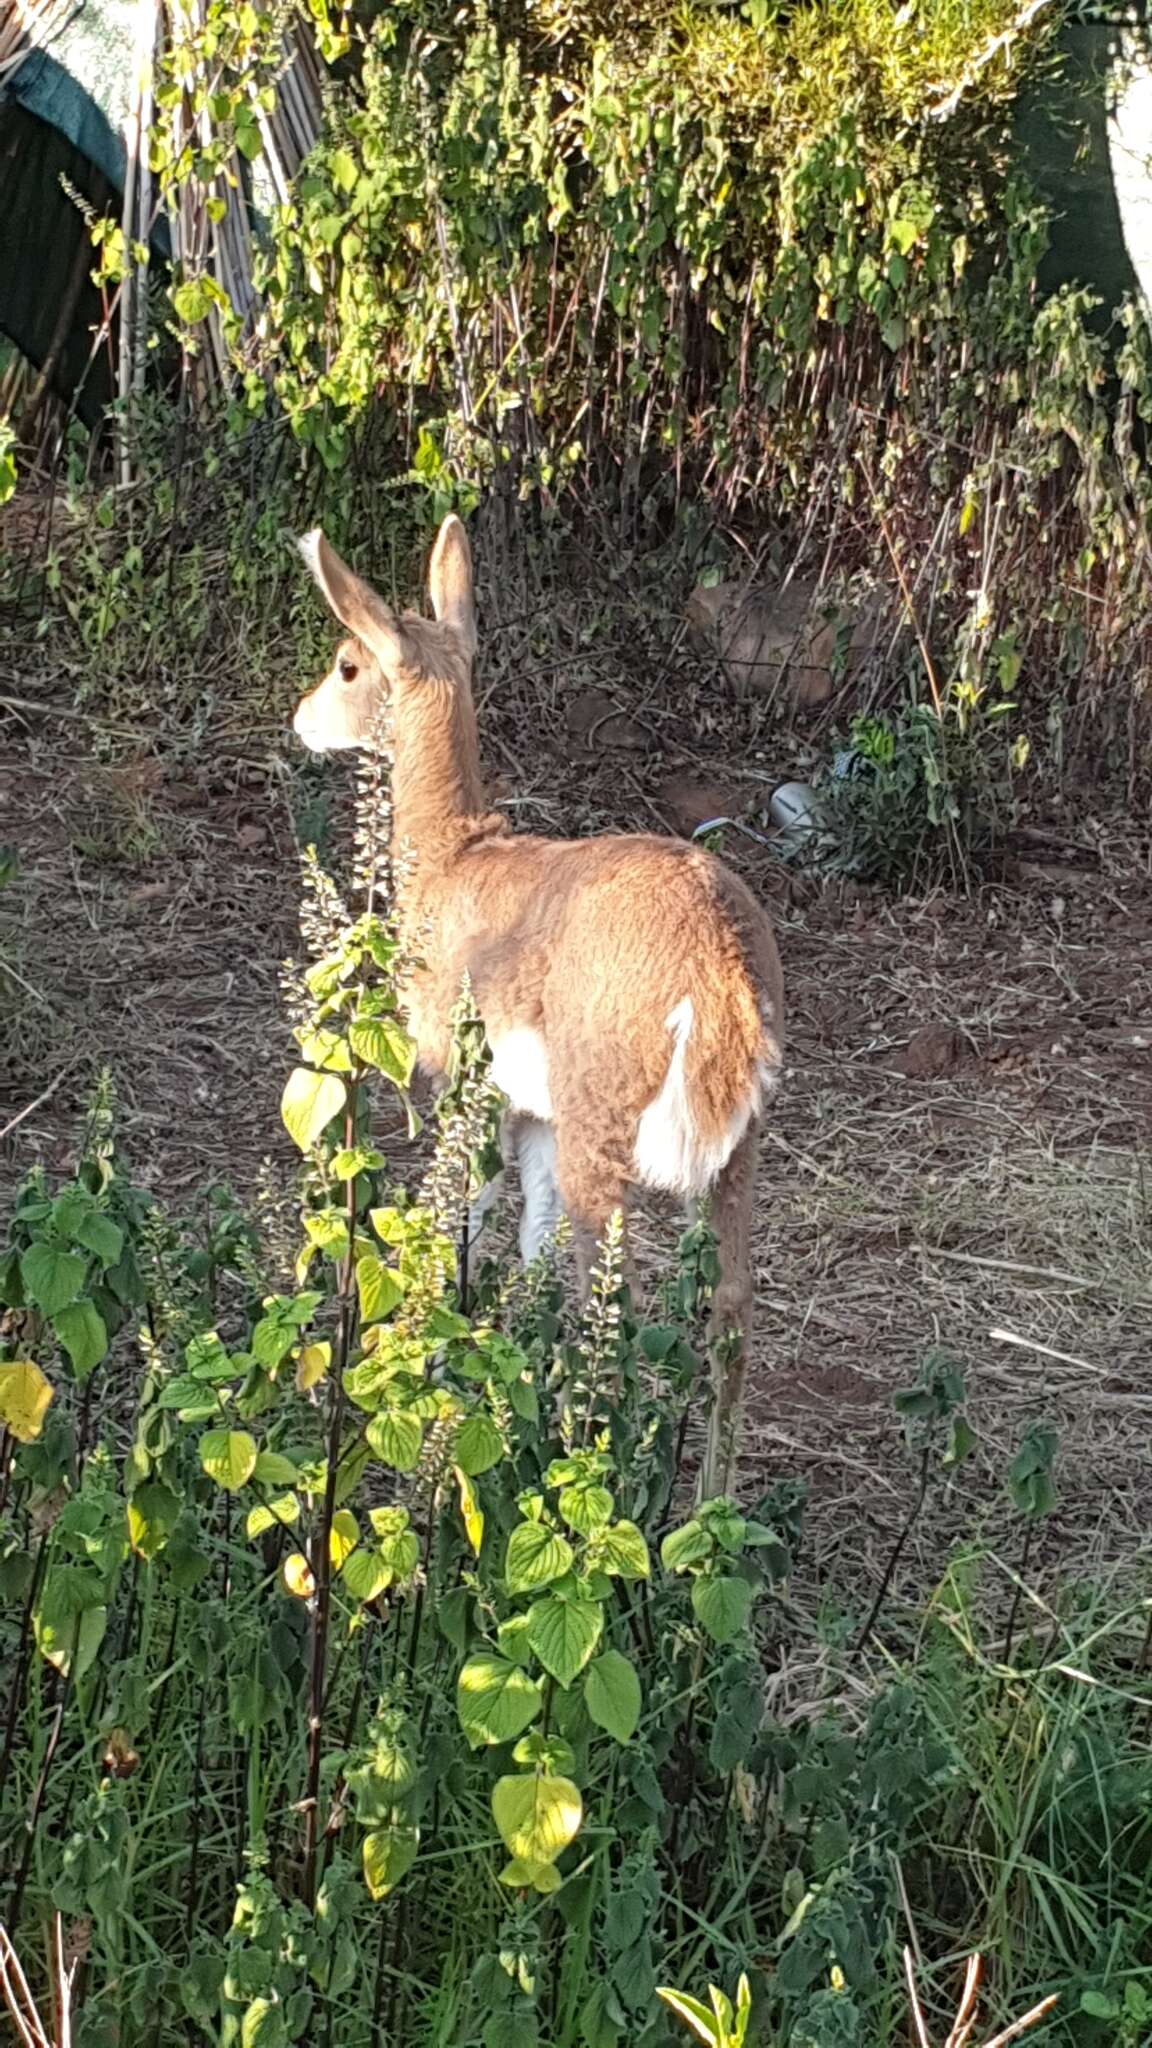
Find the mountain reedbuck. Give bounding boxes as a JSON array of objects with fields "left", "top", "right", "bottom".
[{"left": 294, "top": 515, "right": 785, "bottom": 1487}]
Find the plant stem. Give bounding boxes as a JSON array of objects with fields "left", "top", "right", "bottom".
[
  {"left": 0, "top": 1531, "right": 49, "bottom": 1803},
  {"left": 999, "top": 1517, "right": 1036, "bottom": 1692},
  {"left": 184, "top": 1664, "right": 210, "bottom": 1939},
  {"left": 9, "top": 1615, "right": 79, "bottom": 1928},
  {"left": 855, "top": 1447, "right": 931, "bottom": 1653},
  {"left": 302, "top": 1088, "right": 359, "bottom": 1908},
  {"left": 369, "top": 1891, "right": 390, "bottom": 2048}
]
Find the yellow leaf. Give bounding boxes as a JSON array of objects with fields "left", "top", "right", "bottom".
[
  {"left": 455, "top": 1466, "right": 484, "bottom": 1556},
  {"left": 0, "top": 1361, "right": 53, "bottom": 1443},
  {"left": 296, "top": 1341, "right": 331, "bottom": 1391},
  {"left": 491, "top": 1774, "right": 582, "bottom": 1867},
  {"left": 329, "top": 1508, "right": 359, "bottom": 1568},
  {"left": 281, "top": 1551, "right": 316, "bottom": 1599}
]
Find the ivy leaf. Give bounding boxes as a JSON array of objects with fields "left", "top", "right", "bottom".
[
  {"left": 526, "top": 1594, "right": 602, "bottom": 1688},
  {"left": 0, "top": 1360, "right": 53, "bottom": 1442},
  {"left": 356, "top": 1255, "right": 404, "bottom": 1325},
  {"left": 366, "top": 1408, "right": 423, "bottom": 1472},
  {"left": 20, "top": 1244, "right": 85, "bottom": 1317},
  {"left": 363, "top": 1823, "right": 419, "bottom": 1900},
  {"left": 280, "top": 1067, "right": 347, "bottom": 1152},
  {"left": 200, "top": 1428, "right": 257, "bottom": 1492},
  {"left": 491, "top": 1774, "right": 582, "bottom": 1866},
  {"left": 692, "top": 1574, "right": 753, "bottom": 1644},
  {"left": 505, "top": 1522, "right": 573, "bottom": 1594},
  {"left": 455, "top": 1411, "right": 504, "bottom": 1477},
  {"left": 584, "top": 1649, "right": 642, "bottom": 1744},
  {"left": 456, "top": 1653, "right": 543, "bottom": 1749}
]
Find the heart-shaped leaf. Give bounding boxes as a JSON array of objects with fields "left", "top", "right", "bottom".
[
  {"left": 281, "top": 1067, "right": 347, "bottom": 1152},
  {"left": 692, "top": 1574, "right": 753, "bottom": 1645},
  {"left": 526, "top": 1594, "right": 602, "bottom": 1688},
  {"left": 456, "top": 1653, "right": 542, "bottom": 1749},
  {"left": 363, "top": 1823, "right": 419, "bottom": 1900},
  {"left": 20, "top": 1245, "right": 85, "bottom": 1317},
  {"left": 455, "top": 1411, "right": 504, "bottom": 1477},
  {"left": 491, "top": 1773, "right": 582, "bottom": 1866},
  {"left": 584, "top": 1648, "right": 642, "bottom": 1744},
  {"left": 505, "top": 1522, "right": 573, "bottom": 1594},
  {"left": 200, "top": 1428, "right": 257, "bottom": 1492}
]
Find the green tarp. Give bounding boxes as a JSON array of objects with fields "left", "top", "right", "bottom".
[{"left": 0, "top": 0, "right": 168, "bottom": 424}]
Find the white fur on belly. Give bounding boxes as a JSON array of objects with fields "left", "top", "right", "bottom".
[
  {"left": 634, "top": 997, "right": 770, "bottom": 1199},
  {"left": 489, "top": 1028, "right": 554, "bottom": 1122}
]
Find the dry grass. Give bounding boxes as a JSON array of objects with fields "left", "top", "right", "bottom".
[{"left": 2, "top": 585, "right": 1151, "bottom": 1619}]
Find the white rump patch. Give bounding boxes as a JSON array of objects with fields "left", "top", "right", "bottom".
[
  {"left": 634, "top": 997, "right": 774, "bottom": 1200},
  {"left": 489, "top": 1028, "right": 554, "bottom": 1122}
]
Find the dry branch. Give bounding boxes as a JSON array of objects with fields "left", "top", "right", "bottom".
[{"left": 903, "top": 1948, "right": 1058, "bottom": 2047}]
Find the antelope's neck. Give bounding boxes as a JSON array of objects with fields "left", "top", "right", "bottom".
[{"left": 390, "top": 673, "right": 490, "bottom": 863}]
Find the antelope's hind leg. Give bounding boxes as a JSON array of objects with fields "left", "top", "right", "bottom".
[{"left": 515, "top": 1116, "right": 563, "bottom": 1265}]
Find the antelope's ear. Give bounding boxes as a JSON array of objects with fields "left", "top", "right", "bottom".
[
  {"left": 427, "top": 514, "right": 476, "bottom": 656},
  {"left": 298, "top": 531, "right": 410, "bottom": 669}
]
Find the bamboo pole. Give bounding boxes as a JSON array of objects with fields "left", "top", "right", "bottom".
[
  {"left": 132, "top": 0, "right": 158, "bottom": 400},
  {"left": 116, "top": 0, "right": 156, "bottom": 484}
]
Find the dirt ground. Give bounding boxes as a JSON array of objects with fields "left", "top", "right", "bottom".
[{"left": 3, "top": 705, "right": 1151, "bottom": 1617}]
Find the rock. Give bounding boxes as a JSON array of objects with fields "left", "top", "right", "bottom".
[
  {"left": 565, "top": 687, "right": 648, "bottom": 752},
  {"left": 895, "top": 1021, "right": 965, "bottom": 1079},
  {"left": 687, "top": 578, "right": 878, "bottom": 708},
  {"left": 655, "top": 773, "right": 748, "bottom": 837}
]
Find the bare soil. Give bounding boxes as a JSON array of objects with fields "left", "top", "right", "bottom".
[{"left": 3, "top": 707, "right": 1151, "bottom": 1617}]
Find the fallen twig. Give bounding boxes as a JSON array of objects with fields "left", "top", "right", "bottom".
[{"left": 903, "top": 1948, "right": 1058, "bottom": 2048}]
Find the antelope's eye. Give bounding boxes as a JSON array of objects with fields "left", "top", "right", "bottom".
[{"left": 338, "top": 656, "right": 359, "bottom": 683}]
